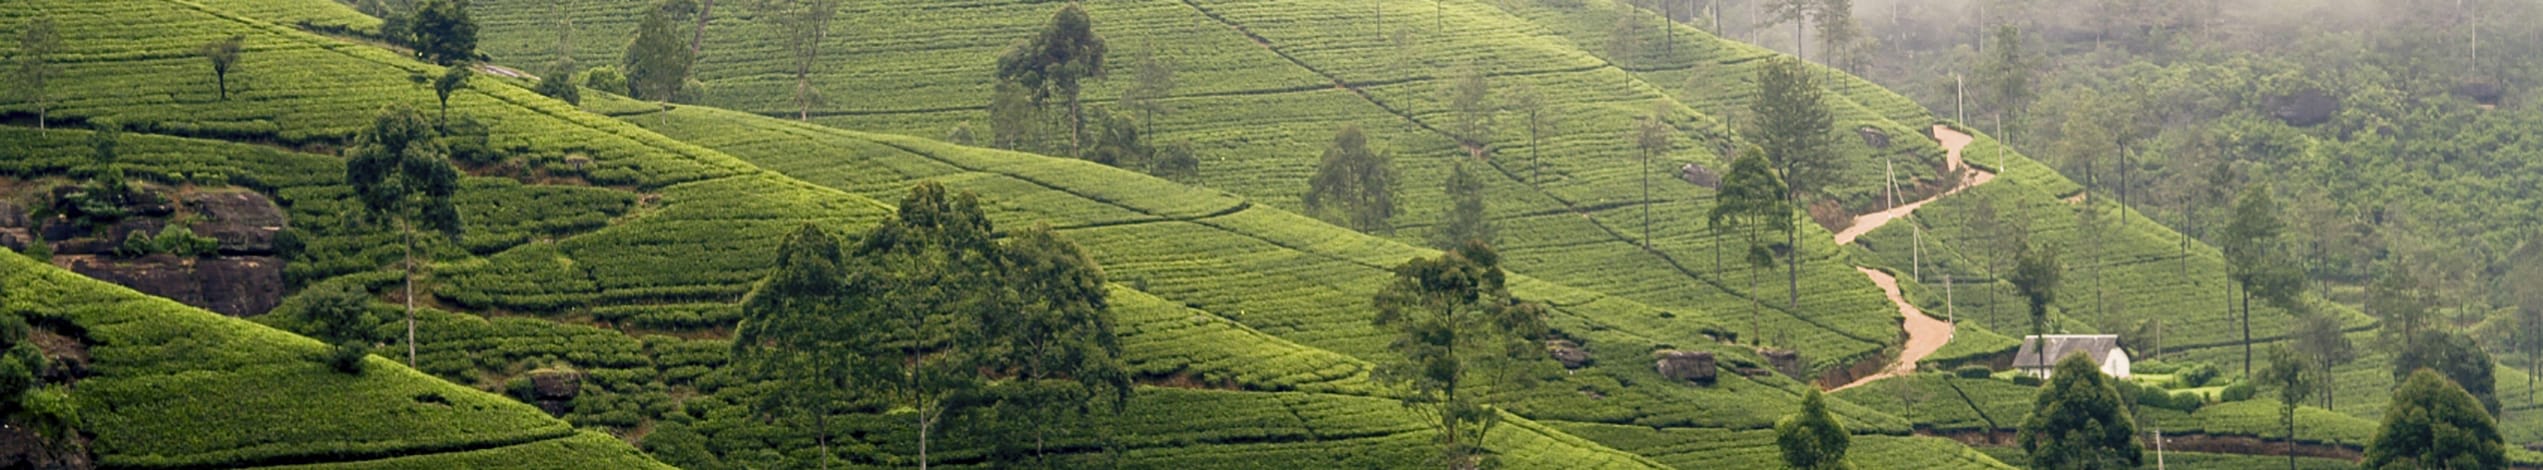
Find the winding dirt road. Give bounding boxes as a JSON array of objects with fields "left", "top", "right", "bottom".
[{"left": 1827, "top": 125, "right": 1990, "bottom": 393}]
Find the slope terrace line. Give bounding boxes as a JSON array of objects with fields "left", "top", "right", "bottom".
[
  {"left": 1830, "top": 125, "right": 1987, "bottom": 392},
  {"left": 1171, "top": 0, "right": 1886, "bottom": 348}
]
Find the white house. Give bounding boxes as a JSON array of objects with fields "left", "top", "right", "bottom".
[{"left": 2012, "top": 335, "right": 2129, "bottom": 379}]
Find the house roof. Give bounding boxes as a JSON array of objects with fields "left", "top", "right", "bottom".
[{"left": 2012, "top": 335, "right": 2124, "bottom": 369}]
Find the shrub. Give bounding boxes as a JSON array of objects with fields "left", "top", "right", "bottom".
[
  {"left": 534, "top": 74, "right": 581, "bottom": 105},
  {"left": 155, "top": 224, "right": 219, "bottom": 257},
  {"left": 2011, "top": 374, "right": 2043, "bottom": 386},
  {"left": 120, "top": 230, "right": 159, "bottom": 257},
  {"left": 1955, "top": 365, "right": 1993, "bottom": 379},
  {"left": 329, "top": 341, "right": 371, "bottom": 374},
  {"left": 2220, "top": 381, "right": 2255, "bottom": 402},
  {"left": 2174, "top": 362, "right": 2220, "bottom": 388},
  {"left": 580, "top": 66, "right": 626, "bottom": 95}
]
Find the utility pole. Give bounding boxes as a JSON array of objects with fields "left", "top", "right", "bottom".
[{"left": 1955, "top": 72, "right": 1966, "bottom": 124}]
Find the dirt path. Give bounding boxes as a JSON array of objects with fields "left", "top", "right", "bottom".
[{"left": 1827, "top": 125, "right": 1988, "bottom": 392}]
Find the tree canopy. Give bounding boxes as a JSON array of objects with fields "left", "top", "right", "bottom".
[
  {"left": 1372, "top": 240, "right": 1548, "bottom": 469},
  {"left": 2018, "top": 353, "right": 2143, "bottom": 470},
  {"left": 625, "top": 0, "right": 696, "bottom": 101},
  {"left": 197, "top": 34, "right": 244, "bottom": 101},
  {"left": 15, "top": 16, "right": 60, "bottom": 129},
  {"left": 2393, "top": 329, "right": 2499, "bottom": 416},
  {"left": 1430, "top": 161, "right": 1494, "bottom": 249},
  {"left": 344, "top": 103, "right": 461, "bottom": 367},
  {"left": 995, "top": 3, "right": 1107, "bottom": 157},
  {"left": 2365, "top": 369, "right": 2504, "bottom": 470},
  {"left": 1304, "top": 125, "right": 1397, "bottom": 234},
  {"left": 1776, "top": 389, "right": 1852, "bottom": 470},
  {"left": 409, "top": 0, "right": 478, "bottom": 65}
]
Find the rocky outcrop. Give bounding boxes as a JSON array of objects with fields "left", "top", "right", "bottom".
[
  {"left": 1547, "top": 340, "right": 1592, "bottom": 369},
  {"left": 185, "top": 192, "right": 287, "bottom": 254},
  {"left": 1763, "top": 349, "right": 1804, "bottom": 380},
  {"left": 1655, "top": 350, "right": 1717, "bottom": 384},
  {"left": 62, "top": 255, "right": 284, "bottom": 317},
  {"left": 526, "top": 369, "right": 585, "bottom": 416}
]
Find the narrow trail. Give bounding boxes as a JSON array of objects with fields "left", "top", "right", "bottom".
[{"left": 1828, "top": 125, "right": 1989, "bottom": 392}]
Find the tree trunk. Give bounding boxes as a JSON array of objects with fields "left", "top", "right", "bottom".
[
  {"left": 1751, "top": 229, "right": 1762, "bottom": 343},
  {"left": 689, "top": 0, "right": 714, "bottom": 57},
  {"left": 403, "top": 224, "right": 417, "bottom": 367},
  {"left": 818, "top": 413, "right": 832, "bottom": 470},
  {"left": 1643, "top": 151, "right": 1652, "bottom": 249},
  {"left": 217, "top": 70, "right": 229, "bottom": 100},
  {"left": 1070, "top": 96, "right": 1086, "bottom": 158},
  {"left": 2241, "top": 284, "right": 2253, "bottom": 379}
]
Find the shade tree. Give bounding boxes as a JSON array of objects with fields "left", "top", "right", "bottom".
[
  {"left": 1372, "top": 241, "right": 1549, "bottom": 469},
  {"left": 343, "top": 104, "right": 463, "bottom": 367}
]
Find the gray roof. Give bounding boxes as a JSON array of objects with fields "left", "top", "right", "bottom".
[{"left": 2012, "top": 335, "right": 2123, "bottom": 369}]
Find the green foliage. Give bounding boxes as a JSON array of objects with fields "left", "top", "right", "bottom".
[
  {"left": 154, "top": 223, "right": 220, "bottom": 257},
  {"left": 1776, "top": 389, "right": 1853, "bottom": 470},
  {"left": 1429, "top": 161, "right": 1494, "bottom": 249},
  {"left": 433, "top": 65, "right": 473, "bottom": 124},
  {"left": 1447, "top": 61, "right": 1494, "bottom": 149},
  {"left": 196, "top": 34, "right": 245, "bottom": 101},
  {"left": 624, "top": 0, "right": 695, "bottom": 101},
  {"left": 2394, "top": 330, "right": 2499, "bottom": 416},
  {"left": 2261, "top": 345, "right": 2318, "bottom": 465},
  {"left": 346, "top": 104, "right": 464, "bottom": 239},
  {"left": 2008, "top": 243, "right": 2061, "bottom": 366},
  {"left": 2366, "top": 369, "right": 2505, "bottom": 470},
  {"left": 2220, "top": 381, "right": 2256, "bottom": 403},
  {"left": 2018, "top": 354, "right": 2141, "bottom": 469},
  {"left": 291, "top": 282, "right": 380, "bottom": 374},
  {"left": 409, "top": 0, "right": 478, "bottom": 65},
  {"left": 1303, "top": 125, "right": 1396, "bottom": 234},
  {"left": 1955, "top": 366, "right": 1993, "bottom": 379},
  {"left": 994, "top": 2, "right": 1107, "bottom": 156},
  {"left": 1083, "top": 106, "right": 1149, "bottom": 168},
  {"left": 760, "top": 0, "right": 841, "bottom": 120},
  {"left": 533, "top": 68, "right": 582, "bottom": 105},
  {"left": 1749, "top": 56, "right": 1841, "bottom": 198},
  {"left": 1372, "top": 241, "right": 1549, "bottom": 469},
  {"left": 580, "top": 65, "right": 628, "bottom": 95},
  {"left": 14, "top": 15, "right": 62, "bottom": 128}
]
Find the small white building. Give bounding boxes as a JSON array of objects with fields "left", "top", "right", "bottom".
[{"left": 2012, "top": 335, "right": 2130, "bottom": 379}]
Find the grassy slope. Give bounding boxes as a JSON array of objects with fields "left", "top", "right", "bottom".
[
  {"left": 0, "top": 254, "right": 672, "bottom": 468},
  {"left": 0, "top": 0, "right": 1715, "bottom": 466},
  {"left": 472, "top": 0, "right": 1911, "bottom": 373}
]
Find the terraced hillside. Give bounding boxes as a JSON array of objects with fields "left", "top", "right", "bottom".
[
  {"left": 0, "top": 0, "right": 2023, "bottom": 467},
  {"left": 476, "top": 0, "right": 1933, "bottom": 374}
]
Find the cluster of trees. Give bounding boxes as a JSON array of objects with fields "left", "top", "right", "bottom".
[
  {"left": 730, "top": 182, "right": 1129, "bottom": 468},
  {"left": 981, "top": 4, "right": 1197, "bottom": 181}
]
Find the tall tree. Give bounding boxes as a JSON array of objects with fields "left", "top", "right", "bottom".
[
  {"left": 2368, "top": 262, "right": 2433, "bottom": 352},
  {"left": 2366, "top": 369, "right": 2505, "bottom": 469},
  {"left": 625, "top": 0, "right": 696, "bottom": 101},
  {"left": 1635, "top": 105, "right": 1671, "bottom": 249},
  {"left": 531, "top": 7, "right": 581, "bottom": 105},
  {"left": 1082, "top": 106, "right": 1149, "bottom": 168},
  {"left": 432, "top": 65, "right": 471, "bottom": 126},
  {"left": 409, "top": 0, "right": 477, "bottom": 65},
  {"left": 2019, "top": 353, "right": 2143, "bottom": 469},
  {"left": 1813, "top": 0, "right": 1867, "bottom": 76},
  {"left": 197, "top": 35, "right": 244, "bottom": 101},
  {"left": 1121, "top": 47, "right": 1176, "bottom": 136},
  {"left": 2221, "top": 184, "right": 2301, "bottom": 378},
  {"left": 1709, "top": 146, "right": 1791, "bottom": 343},
  {"left": 1372, "top": 241, "right": 1550, "bottom": 470},
  {"left": 1303, "top": 125, "right": 1397, "bottom": 234},
  {"left": 730, "top": 224, "right": 861, "bottom": 468},
  {"left": 1776, "top": 389, "right": 1851, "bottom": 470},
  {"left": 2290, "top": 311, "right": 2353, "bottom": 410},
  {"left": 2396, "top": 330, "right": 2502, "bottom": 416},
  {"left": 1448, "top": 61, "right": 1495, "bottom": 153},
  {"left": 1976, "top": 25, "right": 2031, "bottom": 143},
  {"left": 995, "top": 3, "right": 1107, "bottom": 158},
  {"left": 977, "top": 224, "right": 1129, "bottom": 465},
  {"left": 763, "top": 0, "right": 840, "bottom": 121},
  {"left": 1750, "top": 57, "right": 1839, "bottom": 310},
  {"left": 2508, "top": 235, "right": 2543, "bottom": 404},
  {"left": 1765, "top": 0, "right": 1813, "bottom": 61},
  {"left": 1507, "top": 85, "right": 1555, "bottom": 184},
  {"left": 857, "top": 182, "right": 998, "bottom": 470},
  {"left": 1431, "top": 161, "right": 1495, "bottom": 249},
  {"left": 2008, "top": 243, "right": 2060, "bottom": 372},
  {"left": 13, "top": 16, "right": 59, "bottom": 129},
  {"left": 2259, "top": 345, "right": 2316, "bottom": 470},
  {"left": 344, "top": 104, "right": 463, "bottom": 367}
]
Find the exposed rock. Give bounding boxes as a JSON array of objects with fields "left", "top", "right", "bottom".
[
  {"left": 1547, "top": 340, "right": 1592, "bottom": 369},
  {"left": 1679, "top": 163, "right": 1721, "bottom": 189},
  {"left": 1762, "top": 349, "right": 1803, "bottom": 379},
  {"left": 0, "top": 229, "right": 27, "bottom": 252},
  {"left": 1856, "top": 126, "right": 1891, "bottom": 149},
  {"left": 0, "top": 424, "right": 93, "bottom": 470},
  {"left": 44, "top": 218, "right": 165, "bottom": 255},
  {"left": 183, "top": 192, "right": 287, "bottom": 255},
  {"left": 61, "top": 255, "right": 285, "bottom": 316},
  {"left": 0, "top": 200, "right": 27, "bottom": 228},
  {"left": 1654, "top": 350, "right": 1717, "bottom": 383},
  {"left": 527, "top": 369, "right": 585, "bottom": 416},
  {"left": 2269, "top": 89, "right": 2338, "bottom": 127}
]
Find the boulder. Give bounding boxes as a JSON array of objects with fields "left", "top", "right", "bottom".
[
  {"left": 1856, "top": 126, "right": 1891, "bottom": 149},
  {"left": 526, "top": 369, "right": 584, "bottom": 416},
  {"left": 1679, "top": 163, "right": 1721, "bottom": 189},
  {"left": 2269, "top": 89, "right": 2338, "bottom": 127},
  {"left": 0, "top": 229, "right": 27, "bottom": 252},
  {"left": 184, "top": 192, "right": 287, "bottom": 255},
  {"left": 1547, "top": 340, "right": 1592, "bottom": 369},
  {"left": 1654, "top": 350, "right": 1717, "bottom": 383},
  {"left": 62, "top": 255, "right": 285, "bottom": 316},
  {"left": 1763, "top": 349, "right": 1804, "bottom": 379}
]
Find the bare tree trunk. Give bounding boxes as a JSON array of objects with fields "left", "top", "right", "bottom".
[
  {"left": 403, "top": 223, "right": 417, "bottom": 367},
  {"left": 690, "top": 0, "right": 714, "bottom": 57}
]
